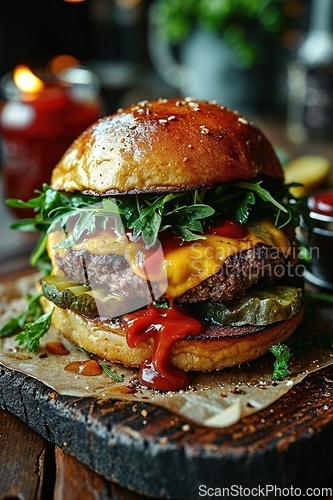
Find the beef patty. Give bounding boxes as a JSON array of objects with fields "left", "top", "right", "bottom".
[{"left": 55, "top": 243, "right": 287, "bottom": 305}]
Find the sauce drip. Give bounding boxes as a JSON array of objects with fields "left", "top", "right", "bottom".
[
  {"left": 122, "top": 305, "right": 202, "bottom": 391},
  {"left": 309, "top": 192, "right": 333, "bottom": 217},
  {"left": 45, "top": 341, "right": 70, "bottom": 356},
  {"left": 122, "top": 218, "right": 248, "bottom": 391},
  {"left": 65, "top": 359, "right": 103, "bottom": 376},
  {"left": 206, "top": 219, "right": 248, "bottom": 238}
]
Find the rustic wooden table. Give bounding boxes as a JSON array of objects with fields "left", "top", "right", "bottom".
[
  {"left": 0, "top": 408, "right": 146, "bottom": 500},
  {"left": 0, "top": 266, "right": 147, "bottom": 500},
  {"left": 1, "top": 120, "right": 333, "bottom": 499}
]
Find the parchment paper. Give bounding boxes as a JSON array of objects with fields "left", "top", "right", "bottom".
[{"left": 1, "top": 275, "right": 332, "bottom": 428}]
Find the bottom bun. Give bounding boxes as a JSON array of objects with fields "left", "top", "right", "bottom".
[{"left": 42, "top": 298, "right": 304, "bottom": 372}]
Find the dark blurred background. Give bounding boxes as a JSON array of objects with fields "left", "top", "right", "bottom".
[
  {"left": 0, "top": 0, "right": 313, "bottom": 116},
  {"left": 2, "top": 0, "right": 333, "bottom": 270}
]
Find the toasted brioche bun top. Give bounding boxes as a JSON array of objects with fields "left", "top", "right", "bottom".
[{"left": 51, "top": 98, "right": 283, "bottom": 195}]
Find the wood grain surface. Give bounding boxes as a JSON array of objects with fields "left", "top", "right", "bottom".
[
  {"left": 0, "top": 409, "right": 46, "bottom": 499},
  {"left": 0, "top": 408, "right": 149, "bottom": 500},
  {"left": 1, "top": 117, "right": 333, "bottom": 499},
  {"left": 0, "top": 361, "right": 332, "bottom": 499}
]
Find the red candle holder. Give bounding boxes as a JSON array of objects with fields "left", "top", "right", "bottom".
[{"left": 0, "top": 66, "right": 102, "bottom": 218}]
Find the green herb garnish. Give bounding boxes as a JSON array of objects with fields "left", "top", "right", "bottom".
[
  {"left": 153, "top": 299, "right": 169, "bottom": 309},
  {"left": 77, "top": 346, "right": 123, "bottom": 382},
  {"left": 234, "top": 181, "right": 288, "bottom": 214},
  {"left": 0, "top": 292, "right": 53, "bottom": 352},
  {"left": 99, "top": 363, "right": 124, "bottom": 382},
  {"left": 6, "top": 181, "right": 309, "bottom": 269},
  {"left": 16, "top": 309, "right": 53, "bottom": 352},
  {"left": 270, "top": 344, "right": 291, "bottom": 380},
  {"left": 0, "top": 292, "right": 42, "bottom": 337}
]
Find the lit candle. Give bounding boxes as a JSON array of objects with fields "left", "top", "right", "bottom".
[{"left": 0, "top": 64, "right": 102, "bottom": 217}]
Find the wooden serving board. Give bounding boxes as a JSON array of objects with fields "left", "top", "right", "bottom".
[
  {"left": 0, "top": 360, "right": 333, "bottom": 499},
  {"left": 1, "top": 273, "right": 333, "bottom": 498}
]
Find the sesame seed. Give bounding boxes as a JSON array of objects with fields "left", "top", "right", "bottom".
[
  {"left": 185, "top": 96, "right": 197, "bottom": 102},
  {"left": 176, "top": 101, "right": 184, "bottom": 106},
  {"left": 181, "top": 424, "right": 191, "bottom": 432},
  {"left": 200, "top": 126, "right": 209, "bottom": 134},
  {"left": 141, "top": 409, "right": 148, "bottom": 417},
  {"left": 188, "top": 101, "right": 199, "bottom": 108},
  {"left": 209, "top": 100, "right": 218, "bottom": 105},
  {"left": 138, "top": 100, "right": 149, "bottom": 107},
  {"left": 183, "top": 156, "right": 189, "bottom": 162},
  {"left": 137, "top": 108, "right": 144, "bottom": 114},
  {"left": 117, "top": 108, "right": 123, "bottom": 113},
  {"left": 159, "top": 119, "right": 168, "bottom": 124},
  {"left": 167, "top": 115, "right": 176, "bottom": 121},
  {"left": 188, "top": 144, "right": 192, "bottom": 148},
  {"left": 238, "top": 117, "right": 248, "bottom": 125}
]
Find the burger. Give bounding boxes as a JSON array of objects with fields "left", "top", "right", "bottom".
[{"left": 8, "top": 98, "right": 308, "bottom": 391}]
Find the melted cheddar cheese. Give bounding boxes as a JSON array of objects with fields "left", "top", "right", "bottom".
[{"left": 48, "top": 220, "right": 291, "bottom": 300}]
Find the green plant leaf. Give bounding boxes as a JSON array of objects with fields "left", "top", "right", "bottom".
[
  {"left": 16, "top": 309, "right": 53, "bottom": 352},
  {"left": 7, "top": 180, "right": 309, "bottom": 266},
  {"left": 235, "top": 181, "right": 288, "bottom": 213},
  {"left": 100, "top": 363, "right": 124, "bottom": 382},
  {"left": 270, "top": 344, "right": 291, "bottom": 380}
]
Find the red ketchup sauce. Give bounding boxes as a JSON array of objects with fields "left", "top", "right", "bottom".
[
  {"left": 121, "top": 218, "right": 248, "bottom": 391},
  {"left": 45, "top": 341, "right": 70, "bottom": 356},
  {"left": 122, "top": 305, "right": 202, "bottom": 391},
  {"left": 309, "top": 192, "right": 333, "bottom": 217},
  {"left": 65, "top": 359, "right": 103, "bottom": 376},
  {"left": 206, "top": 219, "right": 248, "bottom": 238}
]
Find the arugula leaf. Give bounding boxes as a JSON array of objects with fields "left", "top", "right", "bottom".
[
  {"left": 6, "top": 180, "right": 310, "bottom": 265},
  {"left": 51, "top": 198, "right": 122, "bottom": 249},
  {"left": 270, "top": 344, "right": 291, "bottom": 380},
  {"left": 129, "top": 200, "right": 164, "bottom": 247},
  {"left": 99, "top": 363, "right": 124, "bottom": 382},
  {"left": 16, "top": 309, "right": 53, "bottom": 352},
  {"left": 153, "top": 299, "right": 169, "bottom": 309},
  {"left": 0, "top": 293, "right": 44, "bottom": 338},
  {"left": 0, "top": 292, "right": 53, "bottom": 352},
  {"left": 236, "top": 192, "right": 255, "bottom": 224},
  {"left": 165, "top": 204, "right": 215, "bottom": 241},
  {"left": 0, "top": 317, "right": 22, "bottom": 338},
  {"left": 234, "top": 181, "right": 288, "bottom": 213}
]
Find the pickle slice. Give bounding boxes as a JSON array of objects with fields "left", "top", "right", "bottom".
[
  {"left": 41, "top": 275, "right": 121, "bottom": 317},
  {"left": 196, "top": 286, "right": 303, "bottom": 326}
]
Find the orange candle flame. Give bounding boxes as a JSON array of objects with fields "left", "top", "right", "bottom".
[{"left": 13, "top": 65, "right": 45, "bottom": 94}]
